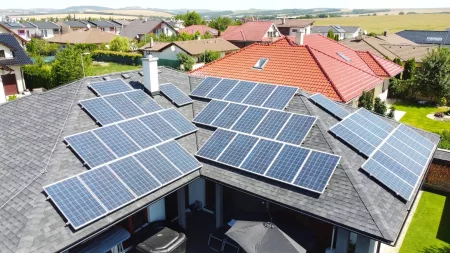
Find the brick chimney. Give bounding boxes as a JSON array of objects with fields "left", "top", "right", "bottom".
[
  {"left": 141, "top": 55, "right": 159, "bottom": 96},
  {"left": 296, "top": 31, "right": 305, "bottom": 45}
]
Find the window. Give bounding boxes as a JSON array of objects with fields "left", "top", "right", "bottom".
[
  {"left": 253, "top": 58, "right": 269, "bottom": 70},
  {"left": 40, "top": 30, "right": 47, "bottom": 37},
  {"left": 292, "top": 29, "right": 298, "bottom": 32},
  {"left": 0, "top": 50, "right": 5, "bottom": 58},
  {"left": 26, "top": 30, "right": 30, "bottom": 38},
  {"left": 110, "top": 27, "right": 115, "bottom": 32},
  {"left": 267, "top": 31, "right": 273, "bottom": 37},
  {"left": 18, "top": 30, "right": 25, "bottom": 35}
]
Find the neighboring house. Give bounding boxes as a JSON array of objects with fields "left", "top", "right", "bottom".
[
  {"left": 0, "top": 33, "right": 33, "bottom": 103},
  {"left": 396, "top": 30, "right": 450, "bottom": 46},
  {"left": 166, "top": 19, "right": 185, "bottom": 30},
  {"left": 341, "top": 34, "right": 436, "bottom": 63},
  {"left": 178, "top": 25, "right": 219, "bottom": 37},
  {"left": 120, "top": 19, "right": 177, "bottom": 40},
  {"left": 88, "top": 20, "right": 122, "bottom": 34},
  {"left": 220, "top": 21, "right": 283, "bottom": 48},
  {"left": 192, "top": 35, "right": 402, "bottom": 106},
  {"left": 0, "top": 23, "right": 28, "bottom": 46},
  {"left": 140, "top": 38, "right": 239, "bottom": 68},
  {"left": 57, "top": 21, "right": 88, "bottom": 34},
  {"left": 0, "top": 56, "right": 440, "bottom": 253},
  {"left": 47, "top": 28, "right": 118, "bottom": 46},
  {"left": 312, "top": 25, "right": 362, "bottom": 40},
  {"left": 112, "top": 19, "right": 131, "bottom": 34},
  {"left": 28, "top": 21, "right": 60, "bottom": 38},
  {"left": 0, "top": 22, "right": 37, "bottom": 40},
  {"left": 271, "top": 18, "right": 315, "bottom": 36}
]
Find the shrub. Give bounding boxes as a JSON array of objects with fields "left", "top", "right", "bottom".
[
  {"left": 52, "top": 45, "right": 91, "bottom": 86},
  {"left": 358, "top": 91, "right": 373, "bottom": 111},
  {"left": 387, "top": 106, "right": 396, "bottom": 118},
  {"left": 23, "top": 57, "right": 54, "bottom": 90},
  {"left": 435, "top": 112, "right": 444, "bottom": 118},
  {"left": 109, "top": 36, "right": 130, "bottom": 52},
  {"left": 437, "top": 97, "right": 447, "bottom": 107},
  {"left": 91, "top": 50, "right": 143, "bottom": 65},
  {"left": 177, "top": 52, "right": 195, "bottom": 71},
  {"left": 198, "top": 50, "right": 221, "bottom": 63},
  {"left": 26, "top": 38, "right": 59, "bottom": 56},
  {"left": 74, "top": 43, "right": 99, "bottom": 52},
  {"left": 373, "top": 97, "right": 387, "bottom": 115},
  {"left": 7, "top": 94, "right": 18, "bottom": 102}
]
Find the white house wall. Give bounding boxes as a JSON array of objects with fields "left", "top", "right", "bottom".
[
  {"left": 288, "top": 25, "right": 312, "bottom": 36},
  {"left": 0, "top": 44, "right": 14, "bottom": 58},
  {"left": 161, "top": 23, "right": 177, "bottom": 36},
  {"left": 11, "top": 65, "right": 25, "bottom": 93},
  {"left": 150, "top": 46, "right": 187, "bottom": 61}
]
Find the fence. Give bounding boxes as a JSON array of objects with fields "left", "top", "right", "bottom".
[{"left": 158, "top": 59, "right": 180, "bottom": 69}]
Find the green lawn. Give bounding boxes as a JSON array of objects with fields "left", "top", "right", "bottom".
[
  {"left": 393, "top": 101, "right": 450, "bottom": 133},
  {"left": 400, "top": 191, "right": 450, "bottom": 253},
  {"left": 87, "top": 63, "right": 141, "bottom": 76}
]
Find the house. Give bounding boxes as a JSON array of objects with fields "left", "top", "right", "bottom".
[
  {"left": 140, "top": 38, "right": 239, "bottom": 68},
  {"left": 0, "top": 53, "right": 440, "bottom": 253},
  {"left": 166, "top": 19, "right": 185, "bottom": 30},
  {"left": 192, "top": 35, "right": 402, "bottom": 106},
  {"left": 0, "top": 33, "right": 33, "bottom": 103},
  {"left": 88, "top": 20, "right": 122, "bottom": 34},
  {"left": 28, "top": 21, "right": 60, "bottom": 38},
  {"left": 271, "top": 18, "right": 315, "bottom": 36},
  {"left": 178, "top": 25, "right": 219, "bottom": 37},
  {"left": 112, "top": 19, "right": 131, "bottom": 33},
  {"left": 220, "top": 21, "right": 283, "bottom": 48},
  {"left": 396, "top": 30, "right": 450, "bottom": 46},
  {"left": 120, "top": 19, "right": 177, "bottom": 41},
  {"left": 312, "top": 25, "right": 362, "bottom": 40},
  {"left": 47, "top": 28, "right": 119, "bottom": 46},
  {"left": 0, "top": 23, "right": 28, "bottom": 46},
  {"left": 57, "top": 21, "right": 88, "bottom": 34},
  {"left": 0, "top": 22, "right": 37, "bottom": 40},
  {"left": 341, "top": 34, "right": 436, "bottom": 63}
]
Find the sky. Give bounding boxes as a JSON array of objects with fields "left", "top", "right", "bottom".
[{"left": 2, "top": 0, "right": 449, "bottom": 10}]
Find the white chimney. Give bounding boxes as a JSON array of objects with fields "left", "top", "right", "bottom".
[
  {"left": 197, "top": 35, "right": 201, "bottom": 40},
  {"left": 150, "top": 37, "right": 154, "bottom": 48},
  {"left": 142, "top": 56, "right": 159, "bottom": 95},
  {"left": 282, "top": 17, "right": 286, "bottom": 25},
  {"left": 296, "top": 31, "right": 305, "bottom": 45}
]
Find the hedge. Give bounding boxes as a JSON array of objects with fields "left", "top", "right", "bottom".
[
  {"left": 23, "top": 64, "right": 54, "bottom": 90},
  {"left": 91, "top": 50, "right": 143, "bottom": 66}
]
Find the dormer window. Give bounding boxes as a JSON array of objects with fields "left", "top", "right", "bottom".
[{"left": 253, "top": 58, "right": 269, "bottom": 70}]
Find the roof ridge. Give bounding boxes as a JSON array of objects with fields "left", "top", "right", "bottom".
[
  {"left": 365, "top": 51, "right": 391, "bottom": 76},
  {"left": 305, "top": 45, "right": 345, "bottom": 102}
]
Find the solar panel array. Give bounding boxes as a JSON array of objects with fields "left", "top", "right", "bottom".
[
  {"left": 160, "top": 83, "right": 193, "bottom": 106},
  {"left": 361, "top": 124, "right": 435, "bottom": 201},
  {"left": 190, "top": 77, "right": 298, "bottom": 110},
  {"left": 196, "top": 129, "right": 340, "bottom": 193},
  {"left": 79, "top": 90, "right": 163, "bottom": 125},
  {"left": 309, "top": 93, "right": 350, "bottom": 119},
  {"left": 89, "top": 79, "right": 133, "bottom": 96},
  {"left": 65, "top": 108, "right": 197, "bottom": 168},
  {"left": 193, "top": 100, "right": 317, "bottom": 145},
  {"left": 45, "top": 140, "right": 201, "bottom": 229}
]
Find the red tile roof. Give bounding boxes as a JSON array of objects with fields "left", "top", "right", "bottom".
[
  {"left": 357, "top": 51, "right": 389, "bottom": 77},
  {"left": 178, "top": 25, "right": 218, "bottom": 36},
  {"left": 370, "top": 53, "right": 404, "bottom": 77},
  {"left": 191, "top": 37, "right": 386, "bottom": 102},
  {"left": 220, "top": 21, "right": 281, "bottom": 42}
]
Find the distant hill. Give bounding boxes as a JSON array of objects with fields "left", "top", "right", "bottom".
[{"left": 59, "top": 6, "right": 113, "bottom": 12}]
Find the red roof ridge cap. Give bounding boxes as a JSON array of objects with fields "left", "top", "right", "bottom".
[{"left": 305, "top": 45, "right": 345, "bottom": 102}]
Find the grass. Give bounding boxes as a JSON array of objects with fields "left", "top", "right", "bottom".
[
  {"left": 314, "top": 14, "right": 450, "bottom": 33},
  {"left": 399, "top": 191, "right": 450, "bottom": 253},
  {"left": 393, "top": 100, "right": 450, "bottom": 133},
  {"left": 87, "top": 63, "right": 141, "bottom": 77}
]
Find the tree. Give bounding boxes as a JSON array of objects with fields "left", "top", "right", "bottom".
[
  {"left": 52, "top": 46, "right": 92, "bottom": 86},
  {"left": 402, "top": 58, "right": 416, "bottom": 80},
  {"left": 327, "top": 30, "right": 335, "bottom": 40},
  {"left": 399, "top": 11, "right": 405, "bottom": 15},
  {"left": 177, "top": 52, "right": 195, "bottom": 71},
  {"left": 387, "top": 106, "right": 396, "bottom": 118},
  {"left": 26, "top": 38, "right": 59, "bottom": 56},
  {"left": 358, "top": 91, "right": 373, "bottom": 110},
  {"left": 209, "top": 16, "right": 233, "bottom": 31},
  {"left": 177, "top": 11, "right": 205, "bottom": 26},
  {"left": 334, "top": 34, "right": 339, "bottom": 41},
  {"left": 373, "top": 97, "right": 387, "bottom": 115},
  {"left": 393, "top": 58, "right": 403, "bottom": 79},
  {"left": 109, "top": 36, "right": 130, "bottom": 52},
  {"left": 202, "top": 31, "right": 215, "bottom": 39},
  {"left": 415, "top": 48, "right": 450, "bottom": 102},
  {"left": 199, "top": 50, "right": 221, "bottom": 63}
]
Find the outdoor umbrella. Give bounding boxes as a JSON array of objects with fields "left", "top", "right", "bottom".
[{"left": 225, "top": 221, "right": 306, "bottom": 253}]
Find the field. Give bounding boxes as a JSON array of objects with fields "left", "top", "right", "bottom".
[
  {"left": 10, "top": 10, "right": 173, "bottom": 20},
  {"left": 314, "top": 14, "right": 450, "bottom": 33}
]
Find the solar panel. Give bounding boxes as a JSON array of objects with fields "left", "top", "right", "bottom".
[
  {"left": 232, "top": 107, "right": 268, "bottom": 134},
  {"left": 158, "top": 109, "right": 197, "bottom": 136},
  {"left": 340, "top": 118, "right": 383, "bottom": 147},
  {"left": 44, "top": 177, "right": 107, "bottom": 229},
  {"left": 397, "top": 124, "right": 435, "bottom": 151},
  {"left": 330, "top": 124, "right": 375, "bottom": 156},
  {"left": 193, "top": 100, "right": 228, "bottom": 125},
  {"left": 191, "top": 77, "right": 222, "bottom": 97},
  {"left": 276, "top": 114, "right": 316, "bottom": 145},
  {"left": 139, "top": 114, "right": 181, "bottom": 141},
  {"left": 124, "top": 90, "right": 163, "bottom": 113},
  {"left": 265, "top": 145, "right": 310, "bottom": 182},
  {"left": 157, "top": 141, "right": 202, "bottom": 173},
  {"left": 253, "top": 111, "right": 291, "bottom": 139},
  {"left": 224, "top": 81, "right": 257, "bottom": 103},
  {"left": 118, "top": 119, "right": 162, "bottom": 148},
  {"left": 79, "top": 99, "right": 124, "bottom": 125},
  {"left": 65, "top": 132, "right": 117, "bottom": 168},
  {"left": 262, "top": 86, "right": 298, "bottom": 110},
  {"left": 89, "top": 79, "right": 132, "bottom": 96},
  {"left": 357, "top": 108, "right": 394, "bottom": 133},
  {"left": 196, "top": 129, "right": 236, "bottom": 160},
  {"left": 309, "top": 93, "right": 349, "bottom": 119},
  {"left": 218, "top": 134, "right": 259, "bottom": 167},
  {"left": 104, "top": 93, "right": 144, "bottom": 119},
  {"left": 108, "top": 157, "right": 161, "bottom": 197},
  {"left": 160, "top": 83, "right": 193, "bottom": 106},
  {"left": 94, "top": 125, "right": 140, "bottom": 157},
  {"left": 135, "top": 148, "right": 183, "bottom": 184},
  {"left": 242, "top": 83, "right": 276, "bottom": 106},
  {"left": 386, "top": 137, "right": 428, "bottom": 167},
  {"left": 371, "top": 151, "right": 418, "bottom": 186},
  {"left": 212, "top": 103, "right": 247, "bottom": 128},
  {"left": 348, "top": 113, "right": 389, "bottom": 139},
  {"left": 207, "top": 79, "right": 239, "bottom": 99},
  {"left": 79, "top": 166, "right": 136, "bottom": 211},
  {"left": 391, "top": 130, "right": 431, "bottom": 158},
  {"left": 378, "top": 143, "right": 424, "bottom": 176},
  {"left": 241, "top": 139, "right": 283, "bottom": 174}
]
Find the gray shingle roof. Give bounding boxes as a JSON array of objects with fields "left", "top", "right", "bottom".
[
  {"left": 0, "top": 33, "right": 33, "bottom": 66},
  {"left": 312, "top": 26, "right": 360, "bottom": 34},
  {"left": 0, "top": 67, "right": 440, "bottom": 252},
  {"left": 29, "top": 21, "right": 60, "bottom": 29},
  {"left": 120, "top": 19, "right": 165, "bottom": 39},
  {"left": 88, "top": 20, "right": 120, "bottom": 28},
  {"left": 62, "top": 21, "right": 88, "bottom": 28}
]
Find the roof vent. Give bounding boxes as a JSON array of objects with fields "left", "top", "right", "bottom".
[
  {"left": 103, "top": 76, "right": 112, "bottom": 81},
  {"left": 121, "top": 73, "right": 131, "bottom": 79},
  {"left": 337, "top": 52, "right": 350, "bottom": 62},
  {"left": 253, "top": 58, "right": 269, "bottom": 70}
]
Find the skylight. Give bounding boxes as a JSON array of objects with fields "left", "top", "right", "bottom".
[
  {"left": 337, "top": 52, "right": 350, "bottom": 62},
  {"left": 253, "top": 58, "right": 269, "bottom": 70}
]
